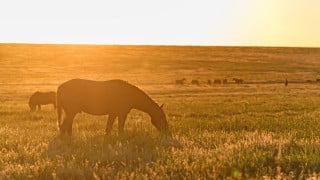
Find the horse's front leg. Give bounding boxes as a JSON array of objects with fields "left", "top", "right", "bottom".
[
  {"left": 105, "top": 114, "right": 116, "bottom": 135},
  {"left": 118, "top": 113, "right": 128, "bottom": 135}
]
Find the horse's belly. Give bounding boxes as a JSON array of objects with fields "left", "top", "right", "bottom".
[
  {"left": 80, "top": 103, "right": 111, "bottom": 115},
  {"left": 81, "top": 109, "right": 109, "bottom": 115},
  {"left": 80, "top": 101, "right": 129, "bottom": 116}
]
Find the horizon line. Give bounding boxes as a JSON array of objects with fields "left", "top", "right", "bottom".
[{"left": 1, "top": 42, "right": 319, "bottom": 49}]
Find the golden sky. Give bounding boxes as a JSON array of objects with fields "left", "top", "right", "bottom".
[{"left": 0, "top": 0, "right": 319, "bottom": 47}]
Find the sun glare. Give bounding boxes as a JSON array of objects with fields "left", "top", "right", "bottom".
[{"left": 0, "top": 0, "right": 319, "bottom": 47}]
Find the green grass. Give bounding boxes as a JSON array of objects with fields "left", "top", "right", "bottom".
[{"left": 1, "top": 44, "right": 320, "bottom": 179}]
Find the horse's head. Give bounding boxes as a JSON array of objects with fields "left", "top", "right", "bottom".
[
  {"left": 151, "top": 104, "right": 170, "bottom": 135},
  {"left": 29, "top": 101, "right": 36, "bottom": 112}
]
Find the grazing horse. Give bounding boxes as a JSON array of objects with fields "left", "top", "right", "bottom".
[
  {"left": 214, "top": 79, "right": 221, "bottom": 84},
  {"left": 29, "top": 91, "right": 56, "bottom": 111},
  {"left": 57, "top": 79, "right": 169, "bottom": 136},
  {"left": 233, "top": 78, "right": 244, "bottom": 84},
  {"left": 191, "top": 80, "right": 200, "bottom": 85},
  {"left": 222, "top": 79, "right": 227, "bottom": 84},
  {"left": 175, "top": 78, "right": 186, "bottom": 85}
]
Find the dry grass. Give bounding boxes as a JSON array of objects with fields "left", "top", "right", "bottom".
[{"left": 1, "top": 44, "right": 320, "bottom": 179}]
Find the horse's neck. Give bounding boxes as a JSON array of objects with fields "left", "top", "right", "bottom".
[{"left": 133, "top": 95, "right": 159, "bottom": 117}]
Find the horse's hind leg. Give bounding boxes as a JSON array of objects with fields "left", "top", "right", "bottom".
[
  {"left": 60, "top": 111, "right": 76, "bottom": 136},
  {"left": 118, "top": 113, "right": 128, "bottom": 135},
  {"left": 66, "top": 112, "right": 76, "bottom": 136},
  {"left": 105, "top": 114, "right": 116, "bottom": 135}
]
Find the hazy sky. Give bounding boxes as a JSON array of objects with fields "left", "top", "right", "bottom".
[{"left": 1, "top": 0, "right": 319, "bottom": 47}]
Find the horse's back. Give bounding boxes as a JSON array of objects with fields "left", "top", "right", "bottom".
[
  {"left": 57, "top": 79, "right": 138, "bottom": 115},
  {"left": 30, "top": 91, "right": 56, "bottom": 104},
  {"left": 58, "top": 79, "right": 131, "bottom": 97}
]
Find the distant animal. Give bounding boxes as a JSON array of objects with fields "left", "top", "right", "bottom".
[
  {"left": 233, "top": 78, "right": 244, "bottom": 84},
  {"left": 285, "top": 79, "right": 288, "bottom": 86},
  {"left": 213, "top": 79, "right": 221, "bottom": 84},
  {"left": 191, "top": 80, "right": 200, "bottom": 85},
  {"left": 175, "top": 78, "right": 186, "bottom": 85},
  {"left": 222, "top": 79, "right": 228, "bottom": 84},
  {"left": 57, "top": 79, "right": 169, "bottom": 136},
  {"left": 207, "top": 80, "right": 212, "bottom": 85},
  {"left": 316, "top": 79, "right": 320, "bottom": 83},
  {"left": 29, "top": 91, "right": 56, "bottom": 111}
]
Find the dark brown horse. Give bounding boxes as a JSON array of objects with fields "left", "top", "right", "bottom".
[
  {"left": 233, "top": 78, "right": 244, "bottom": 84},
  {"left": 175, "top": 78, "right": 186, "bottom": 85},
  {"left": 29, "top": 91, "right": 56, "bottom": 111},
  {"left": 57, "top": 79, "right": 169, "bottom": 136},
  {"left": 222, "top": 79, "right": 227, "bottom": 84},
  {"left": 214, "top": 79, "right": 221, "bottom": 84},
  {"left": 191, "top": 79, "right": 200, "bottom": 85}
]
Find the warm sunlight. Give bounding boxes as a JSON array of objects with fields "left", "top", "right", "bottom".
[
  {"left": 0, "top": 0, "right": 319, "bottom": 47},
  {"left": 1, "top": 1, "right": 320, "bottom": 178}
]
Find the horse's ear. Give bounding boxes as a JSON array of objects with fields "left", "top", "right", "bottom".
[{"left": 160, "top": 104, "right": 164, "bottom": 108}]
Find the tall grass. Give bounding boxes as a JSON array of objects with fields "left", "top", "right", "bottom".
[
  {"left": 1, "top": 85, "right": 320, "bottom": 178},
  {"left": 1, "top": 44, "right": 320, "bottom": 178}
]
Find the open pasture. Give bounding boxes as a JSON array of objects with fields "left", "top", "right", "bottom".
[{"left": 1, "top": 44, "right": 320, "bottom": 179}]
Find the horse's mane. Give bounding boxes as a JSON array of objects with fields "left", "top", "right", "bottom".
[{"left": 108, "top": 79, "right": 158, "bottom": 106}]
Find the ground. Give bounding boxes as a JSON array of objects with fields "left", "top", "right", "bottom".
[{"left": 0, "top": 44, "right": 320, "bottom": 179}]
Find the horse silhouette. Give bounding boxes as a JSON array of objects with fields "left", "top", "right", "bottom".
[
  {"left": 191, "top": 80, "right": 200, "bottom": 85},
  {"left": 175, "top": 78, "right": 186, "bottom": 85},
  {"left": 57, "top": 79, "right": 169, "bottom": 136},
  {"left": 29, "top": 91, "right": 56, "bottom": 111},
  {"left": 222, "top": 79, "right": 227, "bottom": 84},
  {"left": 214, "top": 79, "right": 221, "bottom": 84},
  {"left": 233, "top": 78, "right": 244, "bottom": 84}
]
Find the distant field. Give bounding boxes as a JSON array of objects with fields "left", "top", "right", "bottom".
[{"left": 1, "top": 44, "right": 320, "bottom": 179}]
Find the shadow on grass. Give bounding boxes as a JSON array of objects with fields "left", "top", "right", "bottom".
[{"left": 46, "top": 131, "right": 181, "bottom": 171}]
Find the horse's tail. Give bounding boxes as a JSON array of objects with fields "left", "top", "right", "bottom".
[{"left": 56, "top": 88, "right": 63, "bottom": 130}]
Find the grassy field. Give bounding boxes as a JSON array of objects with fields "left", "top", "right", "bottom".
[{"left": 1, "top": 44, "right": 320, "bottom": 179}]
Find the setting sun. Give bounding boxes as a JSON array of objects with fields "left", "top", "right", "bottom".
[
  {"left": 1, "top": 0, "right": 319, "bottom": 47},
  {"left": 1, "top": 0, "right": 320, "bottom": 179}
]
